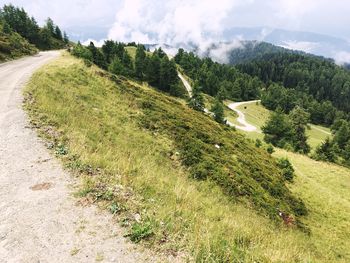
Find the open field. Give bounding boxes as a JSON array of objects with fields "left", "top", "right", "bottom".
[{"left": 24, "top": 53, "right": 350, "bottom": 262}]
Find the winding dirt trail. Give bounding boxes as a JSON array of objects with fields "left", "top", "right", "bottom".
[
  {"left": 227, "top": 101, "right": 260, "bottom": 132},
  {"left": 0, "top": 52, "right": 162, "bottom": 263},
  {"left": 177, "top": 73, "right": 259, "bottom": 131}
]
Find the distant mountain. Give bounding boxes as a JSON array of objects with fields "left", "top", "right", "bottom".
[
  {"left": 225, "top": 41, "right": 291, "bottom": 65},
  {"left": 223, "top": 27, "right": 350, "bottom": 64}
]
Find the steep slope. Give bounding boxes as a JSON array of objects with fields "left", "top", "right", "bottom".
[
  {"left": 24, "top": 52, "right": 350, "bottom": 262},
  {"left": 23, "top": 53, "right": 320, "bottom": 262},
  {"left": 0, "top": 23, "right": 37, "bottom": 62}
]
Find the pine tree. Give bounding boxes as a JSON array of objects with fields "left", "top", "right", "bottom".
[
  {"left": 211, "top": 98, "right": 225, "bottom": 124},
  {"left": 188, "top": 84, "right": 205, "bottom": 112},
  {"left": 262, "top": 109, "right": 294, "bottom": 148},
  {"left": 343, "top": 141, "right": 350, "bottom": 164},
  {"left": 102, "top": 40, "right": 115, "bottom": 63},
  {"left": 108, "top": 57, "right": 126, "bottom": 75},
  {"left": 135, "top": 44, "right": 146, "bottom": 80},
  {"left": 54, "top": 25, "right": 62, "bottom": 40},
  {"left": 45, "top": 18, "right": 55, "bottom": 36},
  {"left": 334, "top": 121, "right": 350, "bottom": 149},
  {"left": 314, "top": 137, "right": 337, "bottom": 162},
  {"left": 145, "top": 52, "right": 161, "bottom": 87},
  {"left": 63, "top": 31, "right": 69, "bottom": 44},
  {"left": 289, "top": 106, "right": 310, "bottom": 154},
  {"left": 88, "top": 41, "right": 107, "bottom": 69}
]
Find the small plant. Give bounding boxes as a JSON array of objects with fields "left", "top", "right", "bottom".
[
  {"left": 55, "top": 144, "right": 68, "bottom": 156},
  {"left": 129, "top": 220, "right": 154, "bottom": 243},
  {"left": 109, "top": 202, "right": 121, "bottom": 215}
]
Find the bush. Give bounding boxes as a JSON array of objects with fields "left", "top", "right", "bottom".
[
  {"left": 255, "top": 139, "right": 262, "bottom": 148},
  {"left": 266, "top": 144, "right": 274, "bottom": 154},
  {"left": 277, "top": 158, "right": 295, "bottom": 182}
]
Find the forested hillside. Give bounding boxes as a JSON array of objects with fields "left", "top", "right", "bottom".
[
  {"left": 0, "top": 4, "right": 68, "bottom": 51},
  {"left": 237, "top": 52, "right": 350, "bottom": 114},
  {"left": 233, "top": 52, "right": 350, "bottom": 166},
  {"left": 0, "top": 21, "right": 37, "bottom": 62},
  {"left": 174, "top": 49, "right": 262, "bottom": 101},
  {"left": 227, "top": 41, "right": 290, "bottom": 65},
  {"left": 71, "top": 41, "right": 186, "bottom": 97}
]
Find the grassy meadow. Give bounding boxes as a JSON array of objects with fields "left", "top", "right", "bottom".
[
  {"left": 224, "top": 100, "right": 332, "bottom": 150},
  {"left": 24, "top": 53, "right": 350, "bottom": 262}
]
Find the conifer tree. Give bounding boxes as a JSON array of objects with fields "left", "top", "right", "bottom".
[
  {"left": 211, "top": 98, "right": 225, "bottom": 124},
  {"left": 135, "top": 44, "right": 146, "bottom": 80},
  {"left": 188, "top": 84, "right": 205, "bottom": 112}
]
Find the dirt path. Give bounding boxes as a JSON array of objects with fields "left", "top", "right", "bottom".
[
  {"left": 0, "top": 52, "right": 162, "bottom": 263},
  {"left": 177, "top": 73, "right": 259, "bottom": 131},
  {"left": 177, "top": 73, "right": 192, "bottom": 97},
  {"left": 309, "top": 124, "right": 332, "bottom": 135},
  {"left": 227, "top": 101, "right": 260, "bottom": 132}
]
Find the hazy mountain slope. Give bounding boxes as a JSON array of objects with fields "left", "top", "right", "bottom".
[{"left": 223, "top": 27, "right": 350, "bottom": 62}]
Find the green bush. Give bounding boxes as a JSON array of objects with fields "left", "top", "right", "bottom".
[{"left": 277, "top": 158, "right": 295, "bottom": 182}]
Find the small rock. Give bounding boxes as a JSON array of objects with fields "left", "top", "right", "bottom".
[
  {"left": 134, "top": 213, "right": 141, "bottom": 223},
  {"left": 215, "top": 144, "right": 220, "bottom": 149}
]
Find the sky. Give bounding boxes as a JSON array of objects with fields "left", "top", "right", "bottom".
[{"left": 1, "top": 0, "right": 350, "bottom": 60}]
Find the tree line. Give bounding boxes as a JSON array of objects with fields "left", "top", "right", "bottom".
[
  {"left": 71, "top": 41, "right": 184, "bottom": 97},
  {"left": 0, "top": 4, "right": 68, "bottom": 50},
  {"left": 235, "top": 51, "right": 350, "bottom": 166},
  {"left": 174, "top": 48, "right": 263, "bottom": 102},
  {"left": 262, "top": 94, "right": 350, "bottom": 167},
  {"left": 237, "top": 52, "right": 350, "bottom": 122}
]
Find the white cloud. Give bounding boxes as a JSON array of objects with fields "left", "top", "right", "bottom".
[
  {"left": 279, "top": 41, "right": 320, "bottom": 53},
  {"left": 208, "top": 41, "right": 243, "bottom": 63},
  {"left": 82, "top": 38, "right": 106, "bottom": 47},
  {"left": 108, "top": 0, "right": 239, "bottom": 52},
  {"left": 333, "top": 51, "right": 350, "bottom": 65}
]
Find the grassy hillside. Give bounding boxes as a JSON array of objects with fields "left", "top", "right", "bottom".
[
  {"left": 225, "top": 100, "right": 331, "bottom": 149},
  {"left": 274, "top": 149, "right": 350, "bottom": 261},
  {"left": 0, "top": 23, "right": 37, "bottom": 62},
  {"left": 24, "top": 53, "right": 350, "bottom": 262}
]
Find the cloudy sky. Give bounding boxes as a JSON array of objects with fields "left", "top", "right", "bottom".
[
  {"left": 1, "top": 0, "right": 350, "bottom": 60},
  {"left": 1, "top": 0, "right": 349, "bottom": 39}
]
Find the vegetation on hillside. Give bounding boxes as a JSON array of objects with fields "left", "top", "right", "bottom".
[
  {"left": 71, "top": 41, "right": 186, "bottom": 98},
  {"left": 227, "top": 41, "right": 294, "bottom": 65},
  {"left": 225, "top": 47, "right": 350, "bottom": 166},
  {"left": 238, "top": 53, "right": 350, "bottom": 113},
  {"left": 174, "top": 49, "right": 263, "bottom": 101},
  {"left": 262, "top": 106, "right": 311, "bottom": 154},
  {"left": 26, "top": 52, "right": 350, "bottom": 262},
  {"left": 23, "top": 54, "right": 331, "bottom": 262},
  {"left": 0, "top": 21, "right": 37, "bottom": 61},
  {"left": 0, "top": 4, "right": 68, "bottom": 51}
]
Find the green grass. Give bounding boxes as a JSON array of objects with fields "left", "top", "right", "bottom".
[
  {"left": 125, "top": 46, "right": 137, "bottom": 59},
  {"left": 24, "top": 53, "right": 350, "bottom": 262},
  {"left": 274, "top": 149, "right": 350, "bottom": 261},
  {"left": 125, "top": 46, "right": 152, "bottom": 60},
  {"left": 307, "top": 124, "right": 332, "bottom": 150}
]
